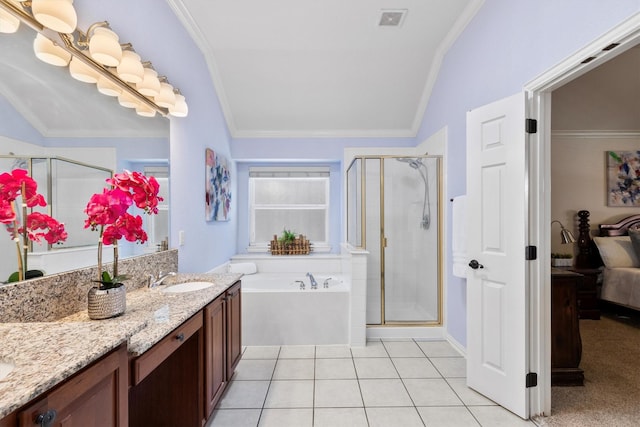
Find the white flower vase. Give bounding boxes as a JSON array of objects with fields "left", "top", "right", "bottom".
[{"left": 87, "top": 284, "right": 126, "bottom": 320}]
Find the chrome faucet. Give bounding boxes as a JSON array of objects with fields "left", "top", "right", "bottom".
[
  {"left": 306, "top": 272, "right": 318, "bottom": 289},
  {"left": 323, "top": 278, "right": 332, "bottom": 289},
  {"left": 149, "top": 271, "right": 176, "bottom": 288}
]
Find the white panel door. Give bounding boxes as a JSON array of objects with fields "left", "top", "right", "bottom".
[{"left": 466, "top": 92, "right": 528, "bottom": 419}]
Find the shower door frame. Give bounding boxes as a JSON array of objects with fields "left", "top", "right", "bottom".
[{"left": 346, "top": 155, "right": 443, "bottom": 327}]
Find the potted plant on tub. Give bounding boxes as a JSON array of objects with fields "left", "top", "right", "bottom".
[{"left": 84, "top": 170, "right": 163, "bottom": 319}]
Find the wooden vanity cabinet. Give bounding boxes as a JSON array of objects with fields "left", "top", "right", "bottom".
[
  {"left": 226, "top": 281, "right": 242, "bottom": 379},
  {"left": 129, "top": 312, "right": 203, "bottom": 427},
  {"left": 204, "top": 280, "right": 242, "bottom": 418},
  {"left": 204, "top": 294, "right": 226, "bottom": 418},
  {"left": 15, "top": 343, "right": 128, "bottom": 427}
]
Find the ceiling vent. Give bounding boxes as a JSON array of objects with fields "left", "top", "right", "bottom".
[{"left": 378, "top": 9, "right": 407, "bottom": 27}]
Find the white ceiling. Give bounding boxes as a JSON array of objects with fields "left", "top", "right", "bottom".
[
  {"left": 0, "top": 25, "right": 168, "bottom": 139},
  {"left": 169, "top": 0, "right": 481, "bottom": 138}
]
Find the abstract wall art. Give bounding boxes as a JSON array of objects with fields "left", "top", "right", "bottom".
[
  {"left": 205, "top": 148, "right": 231, "bottom": 221},
  {"left": 607, "top": 150, "right": 640, "bottom": 207}
]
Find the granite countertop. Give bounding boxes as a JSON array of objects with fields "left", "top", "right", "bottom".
[{"left": 0, "top": 272, "right": 242, "bottom": 419}]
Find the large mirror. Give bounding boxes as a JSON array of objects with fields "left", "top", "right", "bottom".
[{"left": 0, "top": 24, "right": 170, "bottom": 283}]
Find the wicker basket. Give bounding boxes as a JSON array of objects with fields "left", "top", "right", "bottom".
[
  {"left": 269, "top": 234, "right": 312, "bottom": 255},
  {"left": 87, "top": 284, "right": 126, "bottom": 320}
]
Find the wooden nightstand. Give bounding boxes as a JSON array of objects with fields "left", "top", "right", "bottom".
[
  {"left": 568, "top": 267, "right": 601, "bottom": 320},
  {"left": 551, "top": 268, "right": 584, "bottom": 386}
]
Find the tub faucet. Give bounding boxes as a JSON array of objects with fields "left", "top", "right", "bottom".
[
  {"left": 306, "top": 272, "right": 318, "bottom": 289},
  {"left": 149, "top": 271, "right": 176, "bottom": 288},
  {"left": 323, "top": 278, "right": 332, "bottom": 289}
]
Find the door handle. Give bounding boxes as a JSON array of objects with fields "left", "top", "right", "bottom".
[{"left": 468, "top": 260, "right": 484, "bottom": 270}]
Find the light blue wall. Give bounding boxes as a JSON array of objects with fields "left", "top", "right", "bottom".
[{"left": 418, "top": 0, "right": 640, "bottom": 346}]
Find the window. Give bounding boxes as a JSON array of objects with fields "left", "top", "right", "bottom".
[{"left": 249, "top": 167, "right": 329, "bottom": 250}]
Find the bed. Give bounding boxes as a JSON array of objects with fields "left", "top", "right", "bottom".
[{"left": 590, "top": 213, "right": 640, "bottom": 311}]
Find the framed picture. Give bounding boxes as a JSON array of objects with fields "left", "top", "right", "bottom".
[
  {"left": 205, "top": 148, "right": 231, "bottom": 221},
  {"left": 607, "top": 150, "right": 640, "bottom": 207}
]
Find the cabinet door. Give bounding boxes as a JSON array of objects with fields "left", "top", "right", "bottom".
[
  {"left": 226, "top": 281, "right": 242, "bottom": 380},
  {"left": 204, "top": 295, "right": 226, "bottom": 418},
  {"left": 18, "top": 343, "right": 128, "bottom": 427}
]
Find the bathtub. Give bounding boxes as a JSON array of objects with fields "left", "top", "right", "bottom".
[{"left": 240, "top": 273, "right": 350, "bottom": 346}]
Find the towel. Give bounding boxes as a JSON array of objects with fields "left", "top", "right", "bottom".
[
  {"left": 228, "top": 262, "right": 257, "bottom": 274},
  {"left": 452, "top": 195, "right": 468, "bottom": 279}
]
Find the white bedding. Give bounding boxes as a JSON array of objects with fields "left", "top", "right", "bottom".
[{"left": 601, "top": 267, "right": 640, "bottom": 309}]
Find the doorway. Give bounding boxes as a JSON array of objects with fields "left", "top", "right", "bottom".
[{"left": 526, "top": 14, "right": 640, "bottom": 418}]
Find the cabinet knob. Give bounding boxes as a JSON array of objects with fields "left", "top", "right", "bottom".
[
  {"left": 176, "top": 333, "right": 185, "bottom": 342},
  {"left": 36, "top": 409, "right": 57, "bottom": 427}
]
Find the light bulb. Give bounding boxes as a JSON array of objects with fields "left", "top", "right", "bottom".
[
  {"left": 31, "top": 0, "right": 77, "bottom": 34},
  {"left": 155, "top": 82, "right": 176, "bottom": 108},
  {"left": 33, "top": 33, "right": 71, "bottom": 66},
  {"left": 69, "top": 56, "right": 99, "bottom": 83},
  {"left": 117, "top": 50, "right": 144, "bottom": 84},
  {"left": 97, "top": 75, "right": 122, "bottom": 97},
  {"left": 89, "top": 26, "right": 121, "bottom": 67},
  {"left": 169, "top": 94, "right": 188, "bottom": 117},
  {"left": 136, "top": 67, "right": 160, "bottom": 97}
]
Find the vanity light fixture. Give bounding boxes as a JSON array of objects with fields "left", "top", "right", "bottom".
[{"left": 0, "top": 0, "right": 188, "bottom": 118}]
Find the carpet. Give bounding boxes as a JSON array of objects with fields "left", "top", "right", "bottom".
[{"left": 543, "top": 307, "right": 640, "bottom": 426}]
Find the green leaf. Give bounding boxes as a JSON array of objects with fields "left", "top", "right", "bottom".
[
  {"left": 101, "top": 271, "right": 113, "bottom": 283},
  {"left": 7, "top": 272, "right": 19, "bottom": 283}
]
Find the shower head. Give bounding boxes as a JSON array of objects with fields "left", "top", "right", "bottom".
[{"left": 396, "top": 157, "right": 424, "bottom": 169}]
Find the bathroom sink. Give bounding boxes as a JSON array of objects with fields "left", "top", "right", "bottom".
[
  {"left": 0, "top": 361, "right": 14, "bottom": 381},
  {"left": 162, "top": 281, "right": 214, "bottom": 294}
]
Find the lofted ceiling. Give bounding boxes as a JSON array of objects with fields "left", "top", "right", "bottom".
[{"left": 169, "top": 0, "right": 481, "bottom": 138}]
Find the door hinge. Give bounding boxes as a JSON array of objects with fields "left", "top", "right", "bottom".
[
  {"left": 525, "top": 245, "right": 537, "bottom": 260},
  {"left": 526, "top": 372, "right": 538, "bottom": 388},
  {"left": 525, "top": 118, "right": 537, "bottom": 134}
]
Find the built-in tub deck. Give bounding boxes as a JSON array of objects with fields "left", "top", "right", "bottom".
[{"left": 241, "top": 273, "right": 350, "bottom": 346}]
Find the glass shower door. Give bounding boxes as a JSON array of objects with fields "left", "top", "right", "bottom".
[{"left": 383, "top": 157, "right": 440, "bottom": 323}]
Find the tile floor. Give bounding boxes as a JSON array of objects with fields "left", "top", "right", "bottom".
[{"left": 206, "top": 339, "right": 537, "bottom": 427}]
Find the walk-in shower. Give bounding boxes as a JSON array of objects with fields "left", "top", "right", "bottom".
[{"left": 347, "top": 156, "right": 441, "bottom": 325}]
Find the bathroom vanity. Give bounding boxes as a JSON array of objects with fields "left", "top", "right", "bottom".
[{"left": 0, "top": 265, "right": 242, "bottom": 427}]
